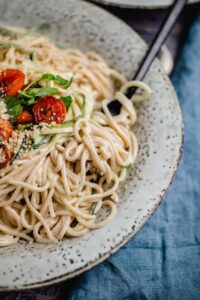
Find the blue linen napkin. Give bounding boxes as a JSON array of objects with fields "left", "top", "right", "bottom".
[{"left": 66, "top": 9, "right": 200, "bottom": 300}]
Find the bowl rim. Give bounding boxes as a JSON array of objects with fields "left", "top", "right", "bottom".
[{"left": 0, "top": 0, "right": 184, "bottom": 291}]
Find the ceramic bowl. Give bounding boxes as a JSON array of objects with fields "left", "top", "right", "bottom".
[{"left": 0, "top": 0, "right": 183, "bottom": 290}]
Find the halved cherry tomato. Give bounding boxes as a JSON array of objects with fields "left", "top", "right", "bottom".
[
  {"left": 32, "top": 96, "right": 66, "bottom": 124},
  {"left": 0, "top": 69, "right": 25, "bottom": 97},
  {"left": 16, "top": 111, "right": 34, "bottom": 124},
  {"left": 0, "top": 118, "right": 13, "bottom": 142},
  {"left": 0, "top": 143, "right": 11, "bottom": 168}
]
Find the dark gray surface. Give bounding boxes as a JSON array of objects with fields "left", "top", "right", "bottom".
[
  {"left": 98, "top": 3, "right": 198, "bottom": 61},
  {"left": 0, "top": 2, "right": 198, "bottom": 299}
]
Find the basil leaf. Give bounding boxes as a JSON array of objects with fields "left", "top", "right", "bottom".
[
  {"left": 22, "top": 74, "right": 73, "bottom": 96},
  {"left": 5, "top": 96, "right": 35, "bottom": 118},
  {"left": 6, "top": 94, "right": 36, "bottom": 106},
  {"left": 5, "top": 96, "right": 19, "bottom": 109},
  {"left": 29, "top": 87, "right": 58, "bottom": 97},
  {"left": 7, "top": 104, "right": 23, "bottom": 118},
  {"left": 39, "top": 73, "right": 73, "bottom": 88},
  {"left": 22, "top": 79, "right": 39, "bottom": 92},
  {"left": 19, "top": 87, "right": 58, "bottom": 99},
  {"left": 19, "top": 90, "right": 34, "bottom": 99},
  {"left": 22, "top": 74, "right": 55, "bottom": 92},
  {"left": 55, "top": 75, "right": 73, "bottom": 88},
  {"left": 27, "top": 98, "right": 36, "bottom": 105},
  {"left": 40, "top": 73, "right": 55, "bottom": 81},
  {"left": 21, "top": 73, "right": 49, "bottom": 93},
  {"left": 60, "top": 95, "right": 73, "bottom": 110}
]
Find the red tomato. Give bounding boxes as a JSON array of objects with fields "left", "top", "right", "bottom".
[
  {"left": 32, "top": 96, "right": 66, "bottom": 124},
  {"left": 0, "top": 69, "right": 25, "bottom": 97},
  {"left": 0, "top": 118, "right": 13, "bottom": 142},
  {"left": 0, "top": 143, "right": 11, "bottom": 168},
  {"left": 16, "top": 111, "right": 33, "bottom": 124}
]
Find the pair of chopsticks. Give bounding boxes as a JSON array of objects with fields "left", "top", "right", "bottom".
[{"left": 108, "top": 0, "right": 188, "bottom": 115}]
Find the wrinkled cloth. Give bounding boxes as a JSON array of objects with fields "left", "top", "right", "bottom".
[{"left": 66, "top": 10, "right": 200, "bottom": 300}]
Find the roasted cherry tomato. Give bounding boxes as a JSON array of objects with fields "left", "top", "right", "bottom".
[
  {"left": 32, "top": 96, "right": 66, "bottom": 124},
  {"left": 16, "top": 110, "right": 34, "bottom": 124},
  {"left": 0, "top": 69, "right": 25, "bottom": 97},
  {"left": 0, "top": 142, "right": 11, "bottom": 168},
  {"left": 0, "top": 118, "right": 13, "bottom": 142}
]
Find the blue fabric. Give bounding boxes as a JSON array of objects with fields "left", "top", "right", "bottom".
[{"left": 67, "top": 11, "right": 200, "bottom": 300}]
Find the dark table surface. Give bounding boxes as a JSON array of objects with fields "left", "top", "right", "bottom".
[
  {"left": 0, "top": 2, "right": 199, "bottom": 300},
  {"left": 94, "top": 1, "right": 198, "bottom": 61}
]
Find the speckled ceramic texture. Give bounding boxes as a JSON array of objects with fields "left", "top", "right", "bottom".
[
  {"left": 90, "top": 0, "right": 199, "bottom": 9},
  {"left": 0, "top": 0, "right": 183, "bottom": 291}
]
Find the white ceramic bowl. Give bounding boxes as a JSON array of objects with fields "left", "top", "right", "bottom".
[{"left": 0, "top": 0, "right": 183, "bottom": 290}]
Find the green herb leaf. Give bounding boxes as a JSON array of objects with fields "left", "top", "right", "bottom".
[
  {"left": 39, "top": 73, "right": 73, "bottom": 88},
  {"left": 5, "top": 96, "right": 19, "bottom": 109},
  {"left": 19, "top": 90, "right": 34, "bottom": 99},
  {"left": 5, "top": 96, "right": 25, "bottom": 120},
  {"left": 22, "top": 78, "right": 39, "bottom": 92},
  {"left": 60, "top": 95, "right": 73, "bottom": 110},
  {"left": 19, "top": 87, "right": 58, "bottom": 99},
  {"left": 40, "top": 73, "right": 55, "bottom": 81},
  {"left": 26, "top": 98, "right": 36, "bottom": 105},
  {"left": 22, "top": 73, "right": 50, "bottom": 93},
  {"left": 7, "top": 104, "right": 23, "bottom": 119},
  {"left": 29, "top": 87, "right": 58, "bottom": 97},
  {"left": 22, "top": 73, "right": 73, "bottom": 96},
  {"left": 55, "top": 75, "right": 73, "bottom": 88}
]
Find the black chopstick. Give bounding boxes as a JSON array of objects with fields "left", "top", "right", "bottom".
[{"left": 108, "top": 0, "right": 188, "bottom": 114}]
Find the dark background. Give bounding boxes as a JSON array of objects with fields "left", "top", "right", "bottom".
[{"left": 0, "top": 2, "right": 199, "bottom": 299}]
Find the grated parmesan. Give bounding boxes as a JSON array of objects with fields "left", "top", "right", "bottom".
[
  {"left": 0, "top": 100, "right": 9, "bottom": 120},
  {"left": 0, "top": 147, "right": 6, "bottom": 164}
]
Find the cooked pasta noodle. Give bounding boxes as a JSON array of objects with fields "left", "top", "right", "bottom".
[{"left": 0, "top": 26, "right": 152, "bottom": 247}]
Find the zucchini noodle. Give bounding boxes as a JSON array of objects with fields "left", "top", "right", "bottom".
[{"left": 0, "top": 26, "right": 152, "bottom": 247}]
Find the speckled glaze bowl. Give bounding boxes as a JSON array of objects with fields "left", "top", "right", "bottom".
[
  {"left": 90, "top": 0, "right": 199, "bottom": 9},
  {"left": 0, "top": 0, "right": 183, "bottom": 290}
]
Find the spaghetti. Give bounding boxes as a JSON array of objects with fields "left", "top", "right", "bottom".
[{"left": 0, "top": 26, "right": 152, "bottom": 247}]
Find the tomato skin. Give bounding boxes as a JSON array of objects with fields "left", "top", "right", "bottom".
[
  {"left": 0, "top": 143, "right": 11, "bottom": 168},
  {"left": 0, "top": 118, "right": 13, "bottom": 142},
  {"left": 32, "top": 96, "right": 66, "bottom": 124},
  {"left": 0, "top": 69, "right": 25, "bottom": 97},
  {"left": 16, "top": 111, "right": 33, "bottom": 124}
]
